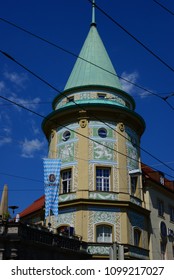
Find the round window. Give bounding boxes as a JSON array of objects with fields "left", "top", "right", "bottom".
[
  {"left": 62, "top": 131, "right": 71, "bottom": 141},
  {"left": 98, "top": 128, "right": 107, "bottom": 138}
]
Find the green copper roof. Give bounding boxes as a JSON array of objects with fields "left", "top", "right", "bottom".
[{"left": 64, "top": 25, "right": 122, "bottom": 91}]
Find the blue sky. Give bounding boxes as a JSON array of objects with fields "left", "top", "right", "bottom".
[{"left": 0, "top": 0, "right": 174, "bottom": 215}]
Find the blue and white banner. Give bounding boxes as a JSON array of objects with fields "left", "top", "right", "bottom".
[{"left": 43, "top": 158, "right": 61, "bottom": 218}]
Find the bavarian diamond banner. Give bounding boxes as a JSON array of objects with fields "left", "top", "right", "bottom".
[{"left": 43, "top": 158, "right": 61, "bottom": 218}]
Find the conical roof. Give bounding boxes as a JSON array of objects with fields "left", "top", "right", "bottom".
[{"left": 64, "top": 24, "right": 122, "bottom": 91}]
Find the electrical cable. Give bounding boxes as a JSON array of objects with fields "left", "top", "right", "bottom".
[
  {"left": 87, "top": 0, "right": 174, "bottom": 73},
  {"left": 152, "top": 0, "right": 174, "bottom": 16},
  {"left": 0, "top": 17, "right": 173, "bottom": 103},
  {"left": 1, "top": 49, "right": 174, "bottom": 176},
  {"left": 1, "top": 92, "right": 174, "bottom": 181}
]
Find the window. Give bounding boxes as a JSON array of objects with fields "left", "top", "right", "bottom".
[
  {"left": 160, "top": 241, "right": 166, "bottom": 260},
  {"left": 98, "top": 93, "right": 106, "bottom": 99},
  {"left": 96, "top": 225, "right": 112, "bottom": 243},
  {"left": 130, "top": 176, "right": 138, "bottom": 195},
  {"left": 62, "top": 131, "right": 71, "bottom": 141},
  {"left": 61, "top": 169, "right": 72, "bottom": 193},
  {"left": 96, "top": 168, "right": 110, "bottom": 191},
  {"left": 67, "top": 96, "right": 74, "bottom": 102},
  {"left": 158, "top": 200, "right": 164, "bottom": 217},
  {"left": 169, "top": 206, "right": 174, "bottom": 222},
  {"left": 98, "top": 128, "right": 107, "bottom": 138},
  {"left": 133, "top": 228, "right": 141, "bottom": 247}
]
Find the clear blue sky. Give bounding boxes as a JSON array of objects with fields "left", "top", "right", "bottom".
[{"left": 0, "top": 0, "right": 174, "bottom": 215}]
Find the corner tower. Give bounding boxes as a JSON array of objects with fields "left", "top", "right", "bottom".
[{"left": 42, "top": 2, "right": 149, "bottom": 259}]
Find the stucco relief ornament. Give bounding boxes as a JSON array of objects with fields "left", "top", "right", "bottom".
[
  {"left": 79, "top": 119, "right": 87, "bottom": 128},
  {"left": 119, "top": 123, "right": 125, "bottom": 132}
]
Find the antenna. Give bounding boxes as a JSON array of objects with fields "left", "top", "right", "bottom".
[{"left": 91, "top": 0, "right": 96, "bottom": 26}]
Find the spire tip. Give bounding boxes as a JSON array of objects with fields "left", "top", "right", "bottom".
[{"left": 91, "top": 0, "right": 97, "bottom": 27}]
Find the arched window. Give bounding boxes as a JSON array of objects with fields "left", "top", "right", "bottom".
[
  {"left": 96, "top": 225, "right": 112, "bottom": 243},
  {"left": 133, "top": 227, "right": 141, "bottom": 247}
]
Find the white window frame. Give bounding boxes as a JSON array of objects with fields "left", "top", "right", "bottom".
[
  {"left": 96, "top": 225, "right": 112, "bottom": 243},
  {"left": 96, "top": 167, "right": 110, "bottom": 192},
  {"left": 61, "top": 169, "right": 72, "bottom": 194}
]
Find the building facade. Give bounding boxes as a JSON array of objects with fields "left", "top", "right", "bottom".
[
  {"left": 19, "top": 3, "right": 174, "bottom": 260},
  {"left": 143, "top": 165, "right": 174, "bottom": 260},
  {"left": 41, "top": 5, "right": 150, "bottom": 259}
]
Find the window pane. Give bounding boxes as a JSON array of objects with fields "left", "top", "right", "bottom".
[
  {"left": 61, "top": 170, "right": 71, "bottom": 193},
  {"left": 158, "top": 200, "right": 164, "bottom": 217},
  {"left": 96, "top": 168, "right": 110, "bottom": 191},
  {"left": 134, "top": 228, "right": 141, "bottom": 246},
  {"left": 96, "top": 225, "right": 112, "bottom": 243},
  {"left": 131, "top": 176, "right": 137, "bottom": 195}
]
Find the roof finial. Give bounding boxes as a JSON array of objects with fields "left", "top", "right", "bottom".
[{"left": 91, "top": 0, "right": 96, "bottom": 26}]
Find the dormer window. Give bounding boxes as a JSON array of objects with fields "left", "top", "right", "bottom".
[
  {"left": 67, "top": 96, "right": 74, "bottom": 102},
  {"left": 129, "top": 169, "right": 142, "bottom": 196},
  {"left": 98, "top": 93, "right": 106, "bottom": 99}
]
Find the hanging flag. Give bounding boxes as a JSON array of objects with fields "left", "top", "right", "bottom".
[{"left": 43, "top": 158, "right": 61, "bottom": 218}]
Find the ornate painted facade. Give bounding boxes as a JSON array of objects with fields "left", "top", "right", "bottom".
[{"left": 41, "top": 3, "right": 150, "bottom": 259}]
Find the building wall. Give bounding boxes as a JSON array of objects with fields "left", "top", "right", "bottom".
[
  {"left": 45, "top": 84, "right": 148, "bottom": 259},
  {"left": 144, "top": 184, "right": 174, "bottom": 260}
]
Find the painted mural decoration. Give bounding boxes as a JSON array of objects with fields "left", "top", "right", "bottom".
[
  {"left": 88, "top": 208, "right": 121, "bottom": 243},
  {"left": 58, "top": 142, "right": 74, "bottom": 163},
  {"left": 125, "top": 127, "right": 139, "bottom": 170},
  {"left": 93, "top": 141, "right": 114, "bottom": 161},
  {"left": 56, "top": 208, "right": 76, "bottom": 228},
  {"left": 57, "top": 125, "right": 78, "bottom": 163},
  {"left": 90, "top": 121, "right": 116, "bottom": 162}
]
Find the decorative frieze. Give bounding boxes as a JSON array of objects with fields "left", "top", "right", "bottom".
[
  {"left": 54, "top": 209, "right": 76, "bottom": 228},
  {"left": 88, "top": 245, "right": 111, "bottom": 255},
  {"left": 89, "top": 191, "right": 118, "bottom": 201},
  {"left": 59, "top": 193, "right": 76, "bottom": 202},
  {"left": 88, "top": 208, "right": 121, "bottom": 243}
]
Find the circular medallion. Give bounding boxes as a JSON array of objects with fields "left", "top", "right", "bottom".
[{"left": 49, "top": 174, "right": 56, "bottom": 183}]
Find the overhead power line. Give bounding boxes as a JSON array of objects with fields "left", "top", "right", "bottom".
[
  {"left": 152, "top": 0, "right": 174, "bottom": 16},
  {"left": 1, "top": 50, "right": 174, "bottom": 178},
  {"left": 2, "top": 49, "right": 174, "bottom": 172},
  {"left": 0, "top": 92, "right": 144, "bottom": 165},
  {"left": 87, "top": 0, "right": 174, "bottom": 73},
  {"left": 0, "top": 16, "right": 173, "bottom": 105}
]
